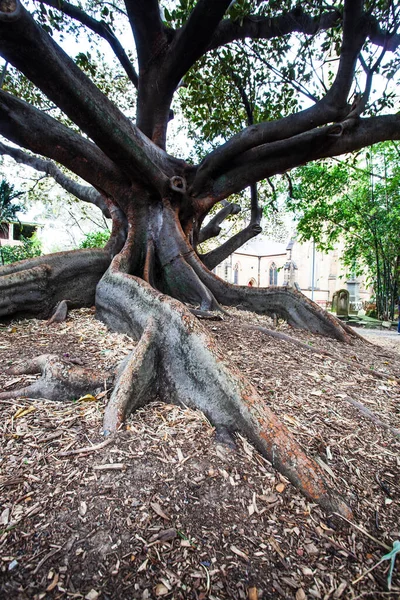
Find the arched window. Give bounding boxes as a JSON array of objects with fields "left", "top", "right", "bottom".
[
  {"left": 233, "top": 263, "right": 239, "bottom": 284},
  {"left": 248, "top": 278, "right": 257, "bottom": 287},
  {"left": 224, "top": 262, "right": 229, "bottom": 281},
  {"left": 269, "top": 262, "right": 278, "bottom": 286}
]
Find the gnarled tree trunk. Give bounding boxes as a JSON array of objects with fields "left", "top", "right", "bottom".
[{"left": 0, "top": 209, "right": 354, "bottom": 518}]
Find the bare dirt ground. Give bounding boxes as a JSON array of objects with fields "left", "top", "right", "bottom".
[{"left": 0, "top": 308, "right": 399, "bottom": 600}]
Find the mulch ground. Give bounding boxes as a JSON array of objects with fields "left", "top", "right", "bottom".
[{"left": 0, "top": 308, "right": 399, "bottom": 600}]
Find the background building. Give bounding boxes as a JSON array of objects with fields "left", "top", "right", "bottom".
[{"left": 213, "top": 236, "right": 371, "bottom": 309}]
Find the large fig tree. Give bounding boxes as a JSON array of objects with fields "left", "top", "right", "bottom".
[{"left": 1, "top": 0, "right": 399, "bottom": 517}]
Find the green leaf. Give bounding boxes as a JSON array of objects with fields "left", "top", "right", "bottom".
[{"left": 380, "top": 540, "right": 400, "bottom": 590}]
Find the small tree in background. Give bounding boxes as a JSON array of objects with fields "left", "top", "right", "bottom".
[{"left": 288, "top": 142, "right": 400, "bottom": 320}]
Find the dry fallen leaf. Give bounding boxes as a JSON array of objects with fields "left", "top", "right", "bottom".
[
  {"left": 77, "top": 394, "right": 97, "bottom": 402},
  {"left": 13, "top": 406, "right": 35, "bottom": 419},
  {"left": 46, "top": 573, "right": 59, "bottom": 592},
  {"left": 151, "top": 502, "right": 170, "bottom": 520},
  {"left": 154, "top": 583, "right": 169, "bottom": 596},
  {"left": 230, "top": 545, "right": 249, "bottom": 562},
  {"left": 276, "top": 483, "right": 285, "bottom": 493}
]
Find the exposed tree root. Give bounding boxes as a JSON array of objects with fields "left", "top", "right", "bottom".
[
  {"left": 95, "top": 255, "right": 353, "bottom": 518},
  {"left": 0, "top": 249, "right": 111, "bottom": 319},
  {"left": 0, "top": 354, "right": 111, "bottom": 401},
  {"left": 244, "top": 323, "right": 399, "bottom": 383},
  {"left": 103, "top": 318, "right": 158, "bottom": 433},
  {"left": 47, "top": 299, "right": 69, "bottom": 325},
  {"left": 345, "top": 397, "right": 400, "bottom": 439},
  {"left": 184, "top": 236, "right": 356, "bottom": 343}
]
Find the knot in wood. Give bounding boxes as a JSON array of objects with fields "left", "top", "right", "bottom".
[
  {"left": 0, "top": 0, "right": 21, "bottom": 20},
  {"left": 170, "top": 176, "right": 187, "bottom": 194}
]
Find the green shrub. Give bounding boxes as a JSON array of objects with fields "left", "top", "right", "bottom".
[
  {"left": 0, "top": 236, "right": 42, "bottom": 265},
  {"left": 79, "top": 230, "right": 109, "bottom": 248}
]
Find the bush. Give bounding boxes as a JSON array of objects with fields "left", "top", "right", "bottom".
[
  {"left": 0, "top": 236, "right": 42, "bottom": 265},
  {"left": 79, "top": 230, "right": 109, "bottom": 248}
]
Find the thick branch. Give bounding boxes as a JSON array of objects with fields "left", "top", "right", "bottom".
[
  {"left": 123, "top": 0, "right": 167, "bottom": 70},
  {"left": 209, "top": 5, "right": 400, "bottom": 52},
  {"left": 209, "top": 115, "right": 400, "bottom": 202},
  {"left": 209, "top": 6, "right": 341, "bottom": 51},
  {"left": 166, "top": 0, "right": 232, "bottom": 91},
  {"left": 201, "top": 222, "right": 262, "bottom": 270},
  {"left": 0, "top": 140, "right": 109, "bottom": 215},
  {"left": 192, "top": 0, "right": 368, "bottom": 196},
  {"left": 198, "top": 202, "right": 241, "bottom": 244},
  {"left": 0, "top": 1, "right": 170, "bottom": 193},
  {"left": 36, "top": 0, "right": 138, "bottom": 87},
  {"left": 0, "top": 90, "right": 129, "bottom": 196},
  {"left": 201, "top": 184, "right": 262, "bottom": 269},
  {"left": 367, "top": 14, "right": 400, "bottom": 51}
]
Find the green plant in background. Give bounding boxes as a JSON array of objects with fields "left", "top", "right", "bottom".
[
  {"left": 0, "top": 235, "right": 42, "bottom": 265},
  {"left": 287, "top": 142, "right": 400, "bottom": 320},
  {"left": 79, "top": 230, "right": 109, "bottom": 249},
  {"left": 0, "top": 178, "right": 23, "bottom": 223}
]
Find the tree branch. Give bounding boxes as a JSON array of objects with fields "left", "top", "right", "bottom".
[
  {"left": 201, "top": 222, "right": 262, "bottom": 270},
  {"left": 367, "top": 14, "right": 400, "bottom": 51},
  {"left": 123, "top": 0, "right": 167, "bottom": 70},
  {"left": 191, "top": 0, "right": 368, "bottom": 197},
  {"left": 0, "top": 90, "right": 128, "bottom": 195},
  {"left": 198, "top": 201, "right": 241, "bottom": 244},
  {"left": 201, "top": 183, "right": 262, "bottom": 269},
  {"left": 166, "top": 0, "right": 232, "bottom": 91},
  {"left": 0, "top": 0, "right": 170, "bottom": 194},
  {"left": 0, "top": 140, "right": 110, "bottom": 216},
  {"left": 208, "top": 5, "right": 400, "bottom": 53},
  {"left": 208, "top": 6, "right": 341, "bottom": 51},
  {"left": 209, "top": 115, "right": 400, "bottom": 202},
  {"left": 35, "top": 0, "right": 139, "bottom": 87}
]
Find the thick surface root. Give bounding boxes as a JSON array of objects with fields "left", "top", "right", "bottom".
[
  {"left": 188, "top": 251, "right": 356, "bottom": 342},
  {"left": 103, "top": 318, "right": 158, "bottom": 434},
  {"left": 0, "top": 354, "right": 110, "bottom": 401},
  {"left": 96, "top": 255, "right": 353, "bottom": 518},
  {"left": 0, "top": 249, "right": 111, "bottom": 319}
]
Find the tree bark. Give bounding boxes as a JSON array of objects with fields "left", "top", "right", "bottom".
[
  {"left": 0, "top": 249, "right": 111, "bottom": 319},
  {"left": 95, "top": 252, "right": 353, "bottom": 518}
]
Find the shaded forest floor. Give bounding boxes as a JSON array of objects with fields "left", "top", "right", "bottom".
[{"left": 0, "top": 308, "right": 399, "bottom": 600}]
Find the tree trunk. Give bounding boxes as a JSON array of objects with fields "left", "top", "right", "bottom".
[
  {"left": 0, "top": 195, "right": 355, "bottom": 517},
  {"left": 95, "top": 251, "right": 352, "bottom": 518}
]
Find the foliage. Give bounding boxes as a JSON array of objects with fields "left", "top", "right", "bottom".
[
  {"left": 0, "top": 235, "right": 42, "bottom": 265},
  {"left": 79, "top": 230, "right": 109, "bottom": 249},
  {"left": 0, "top": 179, "right": 23, "bottom": 223},
  {"left": 287, "top": 142, "right": 400, "bottom": 319}
]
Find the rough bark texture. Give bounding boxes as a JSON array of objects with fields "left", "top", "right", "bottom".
[
  {"left": 0, "top": 249, "right": 111, "bottom": 319},
  {"left": 0, "top": 354, "right": 109, "bottom": 401},
  {"left": 95, "top": 254, "right": 352, "bottom": 518}
]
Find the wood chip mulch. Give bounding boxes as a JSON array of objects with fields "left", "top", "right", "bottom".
[{"left": 0, "top": 308, "right": 399, "bottom": 600}]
